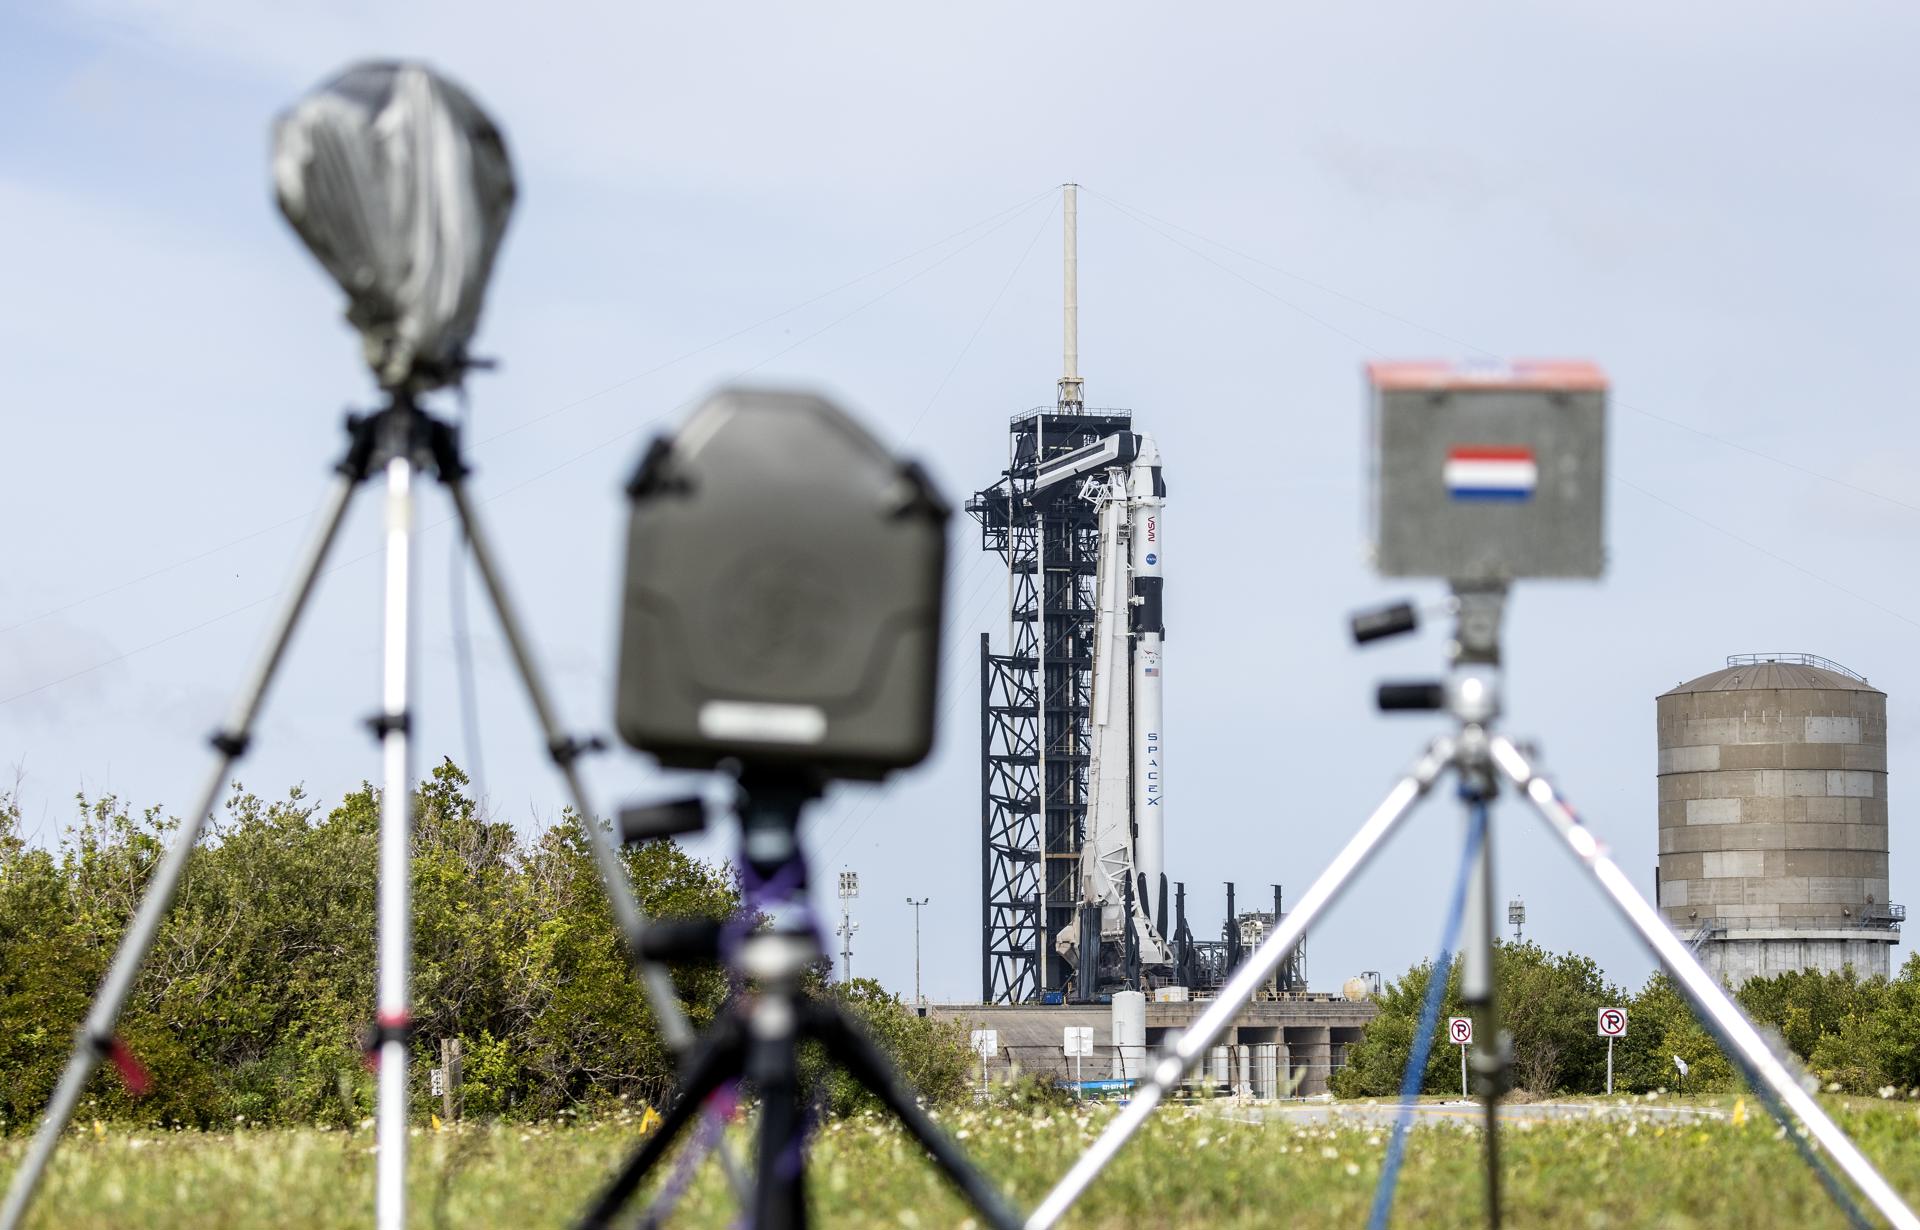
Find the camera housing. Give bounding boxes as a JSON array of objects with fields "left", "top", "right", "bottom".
[
  {"left": 615, "top": 388, "right": 948, "bottom": 780},
  {"left": 1369, "top": 359, "right": 1608, "bottom": 581}
]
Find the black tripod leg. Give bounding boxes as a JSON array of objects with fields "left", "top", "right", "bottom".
[
  {"left": 749, "top": 1018, "right": 809, "bottom": 1230},
  {"left": 577, "top": 1020, "right": 747, "bottom": 1230},
  {"left": 806, "top": 1004, "right": 1020, "bottom": 1230},
  {"left": 0, "top": 470, "right": 361, "bottom": 1230}
]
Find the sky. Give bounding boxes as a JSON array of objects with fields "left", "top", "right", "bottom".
[{"left": 3, "top": 3, "right": 1919, "bottom": 1008}]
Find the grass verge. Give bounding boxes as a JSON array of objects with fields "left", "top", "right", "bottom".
[{"left": 3, "top": 1095, "right": 1917, "bottom": 1228}]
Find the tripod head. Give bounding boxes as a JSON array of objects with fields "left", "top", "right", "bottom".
[
  {"left": 616, "top": 767, "right": 826, "bottom": 986},
  {"left": 1351, "top": 584, "right": 1505, "bottom": 714}
]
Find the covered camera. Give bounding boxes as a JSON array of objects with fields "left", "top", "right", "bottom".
[
  {"left": 272, "top": 61, "right": 516, "bottom": 392},
  {"left": 615, "top": 389, "right": 949, "bottom": 780},
  {"left": 1369, "top": 359, "right": 1608, "bottom": 581}
]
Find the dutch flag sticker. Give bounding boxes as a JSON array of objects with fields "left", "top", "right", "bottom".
[{"left": 1444, "top": 446, "right": 1537, "bottom": 502}]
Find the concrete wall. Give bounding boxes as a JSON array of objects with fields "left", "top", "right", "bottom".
[
  {"left": 930, "top": 996, "right": 1375, "bottom": 1098},
  {"left": 1703, "top": 930, "right": 1895, "bottom": 983}
]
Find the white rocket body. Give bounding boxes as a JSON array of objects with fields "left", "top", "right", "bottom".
[
  {"left": 1080, "top": 482, "right": 1135, "bottom": 945},
  {"left": 1128, "top": 434, "right": 1166, "bottom": 934},
  {"left": 1064, "top": 432, "right": 1170, "bottom": 972}
]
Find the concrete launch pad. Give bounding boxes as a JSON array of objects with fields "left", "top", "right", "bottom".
[{"left": 929, "top": 995, "right": 1376, "bottom": 1097}]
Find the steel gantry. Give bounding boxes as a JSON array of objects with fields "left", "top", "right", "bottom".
[{"left": 970, "top": 405, "right": 1132, "bottom": 1003}]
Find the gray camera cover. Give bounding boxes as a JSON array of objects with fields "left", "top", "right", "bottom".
[
  {"left": 272, "top": 62, "right": 515, "bottom": 390},
  {"left": 616, "top": 389, "right": 949, "bottom": 779}
]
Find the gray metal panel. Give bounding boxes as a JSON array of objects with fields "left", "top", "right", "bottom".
[{"left": 1372, "top": 385, "right": 1606, "bottom": 580}]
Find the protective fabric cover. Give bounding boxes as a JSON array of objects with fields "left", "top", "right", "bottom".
[{"left": 272, "top": 62, "right": 515, "bottom": 391}]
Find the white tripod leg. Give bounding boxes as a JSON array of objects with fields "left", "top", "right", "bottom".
[
  {"left": 1491, "top": 735, "right": 1919, "bottom": 1230},
  {"left": 1024, "top": 736, "right": 1454, "bottom": 1230},
  {"left": 0, "top": 472, "right": 359, "bottom": 1230}
]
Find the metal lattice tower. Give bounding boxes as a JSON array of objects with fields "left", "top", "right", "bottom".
[{"left": 969, "top": 405, "right": 1132, "bottom": 1003}]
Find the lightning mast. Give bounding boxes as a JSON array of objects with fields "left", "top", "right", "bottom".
[
  {"left": 970, "top": 184, "right": 1170, "bottom": 1002},
  {"left": 1060, "top": 184, "right": 1083, "bottom": 411}
]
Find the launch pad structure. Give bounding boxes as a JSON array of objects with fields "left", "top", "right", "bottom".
[
  {"left": 971, "top": 399, "right": 1133, "bottom": 1003},
  {"left": 969, "top": 186, "right": 1299, "bottom": 1005}
]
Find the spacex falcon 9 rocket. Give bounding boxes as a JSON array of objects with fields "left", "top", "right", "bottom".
[
  {"left": 973, "top": 184, "right": 1191, "bottom": 1002},
  {"left": 1028, "top": 185, "right": 1173, "bottom": 992},
  {"left": 1065, "top": 433, "right": 1171, "bottom": 981}
]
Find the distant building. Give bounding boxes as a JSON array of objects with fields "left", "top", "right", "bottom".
[{"left": 1657, "top": 654, "right": 1902, "bottom": 984}]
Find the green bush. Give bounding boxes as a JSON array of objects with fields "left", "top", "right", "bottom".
[
  {"left": 1330, "top": 943, "right": 1753, "bottom": 1097},
  {"left": 1743, "top": 956, "right": 1920, "bottom": 1095},
  {"left": 1332, "top": 942, "right": 1920, "bottom": 1100},
  {"left": 812, "top": 978, "right": 975, "bottom": 1115},
  {"left": 0, "top": 764, "right": 738, "bottom": 1129}
]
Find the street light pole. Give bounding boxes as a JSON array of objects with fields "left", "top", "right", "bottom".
[
  {"left": 837, "top": 871, "right": 860, "bottom": 984},
  {"left": 906, "top": 897, "right": 930, "bottom": 1007}
]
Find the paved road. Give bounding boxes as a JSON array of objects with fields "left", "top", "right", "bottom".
[{"left": 1214, "top": 1099, "right": 1728, "bottom": 1128}]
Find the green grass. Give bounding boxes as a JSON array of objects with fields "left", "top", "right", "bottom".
[{"left": 5, "top": 1095, "right": 1920, "bottom": 1228}]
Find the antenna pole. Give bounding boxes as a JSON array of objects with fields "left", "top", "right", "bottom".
[{"left": 1059, "top": 183, "right": 1083, "bottom": 410}]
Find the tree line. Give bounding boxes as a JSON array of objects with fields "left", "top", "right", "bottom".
[
  {"left": 0, "top": 762, "right": 972, "bottom": 1130},
  {"left": 1330, "top": 939, "right": 1920, "bottom": 1098}
]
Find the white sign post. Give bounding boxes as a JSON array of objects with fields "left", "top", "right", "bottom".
[
  {"left": 1063, "top": 1026, "right": 1094, "bottom": 1098},
  {"left": 1447, "top": 1017, "right": 1473, "bottom": 1097},
  {"left": 1597, "top": 1007, "right": 1628, "bottom": 1095},
  {"left": 970, "top": 1029, "right": 998, "bottom": 1099}
]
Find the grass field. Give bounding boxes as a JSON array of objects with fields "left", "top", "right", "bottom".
[{"left": 4, "top": 1095, "right": 1919, "bottom": 1228}]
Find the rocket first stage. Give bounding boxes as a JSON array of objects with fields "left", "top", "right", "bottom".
[{"left": 1053, "top": 431, "right": 1171, "bottom": 988}]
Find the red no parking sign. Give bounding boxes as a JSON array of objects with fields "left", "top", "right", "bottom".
[
  {"left": 1447, "top": 1016, "right": 1473, "bottom": 1046},
  {"left": 1597, "top": 1007, "right": 1628, "bottom": 1038}
]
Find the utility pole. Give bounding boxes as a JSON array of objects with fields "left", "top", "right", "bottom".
[
  {"left": 906, "top": 897, "right": 930, "bottom": 1007},
  {"left": 837, "top": 871, "right": 860, "bottom": 983}
]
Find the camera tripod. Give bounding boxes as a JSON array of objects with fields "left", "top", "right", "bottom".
[
  {"left": 576, "top": 771, "right": 1019, "bottom": 1230},
  {"left": 0, "top": 397, "right": 723, "bottom": 1230},
  {"left": 1023, "top": 583, "right": 1920, "bottom": 1230}
]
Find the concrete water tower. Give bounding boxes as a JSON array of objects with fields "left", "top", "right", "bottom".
[{"left": 1657, "top": 654, "right": 1902, "bottom": 985}]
